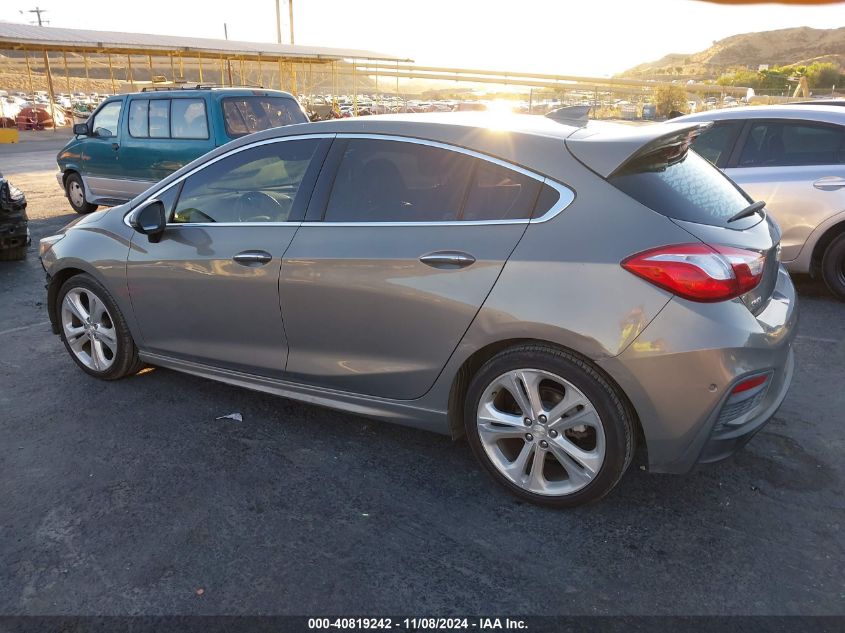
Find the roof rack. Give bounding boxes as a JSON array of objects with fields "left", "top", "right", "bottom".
[{"left": 140, "top": 83, "right": 265, "bottom": 92}]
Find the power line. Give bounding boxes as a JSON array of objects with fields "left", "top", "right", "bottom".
[{"left": 19, "top": 6, "right": 48, "bottom": 26}]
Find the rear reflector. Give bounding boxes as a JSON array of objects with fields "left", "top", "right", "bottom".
[
  {"left": 621, "top": 243, "right": 765, "bottom": 302},
  {"left": 731, "top": 374, "right": 770, "bottom": 395}
]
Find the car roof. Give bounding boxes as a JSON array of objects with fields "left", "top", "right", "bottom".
[
  {"left": 290, "top": 112, "right": 582, "bottom": 141},
  {"left": 672, "top": 104, "right": 845, "bottom": 126},
  {"left": 115, "top": 87, "right": 297, "bottom": 99}
]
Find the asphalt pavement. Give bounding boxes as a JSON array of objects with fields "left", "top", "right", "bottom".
[{"left": 0, "top": 140, "right": 843, "bottom": 617}]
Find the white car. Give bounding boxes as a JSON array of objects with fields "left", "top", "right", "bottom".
[{"left": 675, "top": 104, "right": 845, "bottom": 299}]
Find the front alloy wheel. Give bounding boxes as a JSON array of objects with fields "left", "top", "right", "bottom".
[
  {"left": 61, "top": 287, "right": 119, "bottom": 372},
  {"left": 57, "top": 274, "right": 143, "bottom": 380}
]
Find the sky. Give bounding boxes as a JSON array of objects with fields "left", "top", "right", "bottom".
[{"left": 1, "top": 0, "right": 843, "bottom": 76}]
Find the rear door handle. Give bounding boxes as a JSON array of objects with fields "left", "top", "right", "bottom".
[
  {"left": 813, "top": 176, "right": 845, "bottom": 191},
  {"left": 233, "top": 250, "right": 273, "bottom": 266},
  {"left": 419, "top": 250, "right": 476, "bottom": 269}
]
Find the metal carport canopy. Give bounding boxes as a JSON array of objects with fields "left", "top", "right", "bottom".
[{"left": 0, "top": 22, "right": 411, "bottom": 63}]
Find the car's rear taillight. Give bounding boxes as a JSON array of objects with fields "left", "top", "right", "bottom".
[{"left": 621, "top": 243, "right": 766, "bottom": 302}]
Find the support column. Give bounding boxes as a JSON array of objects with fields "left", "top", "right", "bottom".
[
  {"left": 24, "top": 52, "right": 34, "bottom": 95},
  {"left": 107, "top": 53, "right": 117, "bottom": 94},
  {"left": 62, "top": 51, "right": 72, "bottom": 95},
  {"left": 42, "top": 50, "right": 58, "bottom": 133}
]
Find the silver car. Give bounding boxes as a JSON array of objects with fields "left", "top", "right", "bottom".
[
  {"left": 674, "top": 105, "right": 845, "bottom": 299},
  {"left": 39, "top": 114, "right": 797, "bottom": 507}
]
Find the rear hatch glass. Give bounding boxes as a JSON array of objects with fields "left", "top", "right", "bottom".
[
  {"left": 608, "top": 149, "right": 758, "bottom": 230},
  {"left": 222, "top": 96, "right": 308, "bottom": 138}
]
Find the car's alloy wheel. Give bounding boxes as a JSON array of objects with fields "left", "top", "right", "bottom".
[
  {"left": 476, "top": 368, "right": 606, "bottom": 497},
  {"left": 57, "top": 274, "right": 143, "bottom": 380},
  {"left": 61, "top": 287, "right": 119, "bottom": 372},
  {"left": 464, "top": 345, "right": 634, "bottom": 507}
]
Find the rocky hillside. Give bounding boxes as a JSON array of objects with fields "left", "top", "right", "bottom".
[{"left": 621, "top": 26, "right": 845, "bottom": 80}]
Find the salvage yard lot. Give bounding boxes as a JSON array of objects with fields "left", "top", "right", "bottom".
[{"left": 1, "top": 138, "right": 843, "bottom": 616}]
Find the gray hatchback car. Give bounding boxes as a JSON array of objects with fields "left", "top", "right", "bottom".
[{"left": 39, "top": 113, "right": 797, "bottom": 507}]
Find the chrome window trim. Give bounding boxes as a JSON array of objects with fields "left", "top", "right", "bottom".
[{"left": 124, "top": 132, "right": 575, "bottom": 229}]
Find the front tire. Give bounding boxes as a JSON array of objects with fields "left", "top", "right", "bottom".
[
  {"left": 821, "top": 233, "right": 845, "bottom": 301},
  {"left": 65, "top": 172, "right": 98, "bottom": 214},
  {"left": 57, "top": 273, "right": 143, "bottom": 380},
  {"left": 464, "top": 344, "right": 635, "bottom": 508}
]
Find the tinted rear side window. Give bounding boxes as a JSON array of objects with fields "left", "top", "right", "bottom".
[
  {"left": 609, "top": 150, "right": 750, "bottom": 228},
  {"left": 324, "top": 139, "right": 475, "bottom": 222},
  {"left": 222, "top": 97, "right": 308, "bottom": 137},
  {"left": 739, "top": 121, "right": 845, "bottom": 167}
]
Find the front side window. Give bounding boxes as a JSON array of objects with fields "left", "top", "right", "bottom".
[
  {"left": 222, "top": 96, "right": 308, "bottom": 137},
  {"left": 171, "top": 139, "right": 321, "bottom": 224},
  {"left": 91, "top": 101, "right": 122, "bottom": 138},
  {"left": 323, "top": 139, "right": 475, "bottom": 222},
  {"left": 738, "top": 121, "right": 845, "bottom": 167}
]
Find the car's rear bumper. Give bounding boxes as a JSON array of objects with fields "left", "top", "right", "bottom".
[{"left": 598, "top": 266, "right": 798, "bottom": 474}]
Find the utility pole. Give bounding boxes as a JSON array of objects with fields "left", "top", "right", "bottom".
[
  {"left": 20, "top": 6, "right": 48, "bottom": 26},
  {"left": 224, "top": 23, "right": 233, "bottom": 86},
  {"left": 288, "top": 0, "right": 295, "bottom": 45},
  {"left": 275, "top": 0, "right": 282, "bottom": 44}
]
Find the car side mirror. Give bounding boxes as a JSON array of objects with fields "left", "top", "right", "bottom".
[
  {"left": 73, "top": 123, "right": 89, "bottom": 136},
  {"left": 130, "top": 200, "right": 166, "bottom": 243}
]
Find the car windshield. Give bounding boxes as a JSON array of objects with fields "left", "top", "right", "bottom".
[{"left": 222, "top": 96, "right": 307, "bottom": 137}]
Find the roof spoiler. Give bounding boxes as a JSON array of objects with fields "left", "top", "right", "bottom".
[
  {"left": 565, "top": 121, "right": 712, "bottom": 178},
  {"left": 545, "top": 105, "right": 591, "bottom": 126}
]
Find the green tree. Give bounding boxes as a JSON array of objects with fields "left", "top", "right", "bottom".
[{"left": 654, "top": 85, "right": 689, "bottom": 118}]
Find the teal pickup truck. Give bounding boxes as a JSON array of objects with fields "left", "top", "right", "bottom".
[{"left": 56, "top": 86, "right": 309, "bottom": 213}]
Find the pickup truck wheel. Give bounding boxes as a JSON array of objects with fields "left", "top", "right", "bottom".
[
  {"left": 821, "top": 233, "right": 845, "bottom": 301},
  {"left": 65, "top": 173, "right": 98, "bottom": 214}
]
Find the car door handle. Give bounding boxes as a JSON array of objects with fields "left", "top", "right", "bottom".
[
  {"left": 419, "top": 251, "right": 476, "bottom": 269},
  {"left": 813, "top": 177, "right": 845, "bottom": 191},
  {"left": 233, "top": 250, "right": 273, "bottom": 266},
  {"left": 111, "top": 143, "right": 120, "bottom": 151}
]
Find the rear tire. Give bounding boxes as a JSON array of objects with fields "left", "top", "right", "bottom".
[
  {"left": 65, "top": 172, "right": 98, "bottom": 214},
  {"left": 57, "top": 273, "right": 143, "bottom": 380},
  {"left": 464, "top": 344, "right": 635, "bottom": 508},
  {"left": 821, "top": 233, "right": 845, "bottom": 301},
  {"left": 0, "top": 245, "right": 26, "bottom": 261}
]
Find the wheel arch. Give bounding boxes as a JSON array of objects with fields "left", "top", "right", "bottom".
[
  {"left": 810, "top": 217, "right": 845, "bottom": 276},
  {"left": 47, "top": 265, "right": 94, "bottom": 334},
  {"left": 447, "top": 338, "right": 646, "bottom": 462}
]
